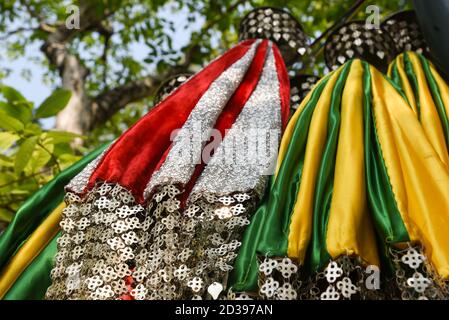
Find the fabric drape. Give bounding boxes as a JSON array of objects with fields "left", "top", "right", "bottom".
[{"left": 230, "top": 57, "right": 449, "bottom": 300}]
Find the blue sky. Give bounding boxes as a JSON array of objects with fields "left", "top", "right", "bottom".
[{"left": 0, "top": 3, "right": 205, "bottom": 128}]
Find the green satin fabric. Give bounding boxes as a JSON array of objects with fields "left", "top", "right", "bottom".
[
  {"left": 389, "top": 62, "right": 402, "bottom": 90},
  {"left": 362, "top": 62, "right": 410, "bottom": 244},
  {"left": 307, "top": 62, "right": 351, "bottom": 272},
  {"left": 415, "top": 54, "right": 449, "bottom": 150},
  {"left": 257, "top": 77, "right": 332, "bottom": 256},
  {"left": 0, "top": 143, "right": 109, "bottom": 271},
  {"left": 403, "top": 53, "right": 422, "bottom": 118},
  {"left": 3, "top": 232, "right": 59, "bottom": 300},
  {"left": 390, "top": 51, "right": 449, "bottom": 144},
  {"left": 229, "top": 76, "right": 331, "bottom": 291},
  {"left": 229, "top": 60, "right": 413, "bottom": 291}
]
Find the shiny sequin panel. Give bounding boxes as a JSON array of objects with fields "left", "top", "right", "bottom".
[
  {"left": 230, "top": 246, "right": 449, "bottom": 300},
  {"left": 144, "top": 40, "right": 260, "bottom": 199},
  {"left": 66, "top": 148, "right": 110, "bottom": 194},
  {"left": 289, "top": 74, "right": 319, "bottom": 113},
  {"left": 191, "top": 45, "right": 281, "bottom": 198},
  {"left": 324, "top": 21, "right": 397, "bottom": 73},
  {"left": 46, "top": 184, "right": 150, "bottom": 299},
  {"left": 239, "top": 7, "right": 309, "bottom": 65},
  {"left": 140, "top": 185, "right": 256, "bottom": 300},
  {"left": 381, "top": 10, "right": 430, "bottom": 57},
  {"left": 154, "top": 74, "right": 193, "bottom": 106},
  {"left": 389, "top": 246, "right": 449, "bottom": 300},
  {"left": 47, "top": 182, "right": 258, "bottom": 300}
]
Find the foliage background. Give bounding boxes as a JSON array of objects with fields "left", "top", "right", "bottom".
[{"left": 0, "top": 0, "right": 410, "bottom": 229}]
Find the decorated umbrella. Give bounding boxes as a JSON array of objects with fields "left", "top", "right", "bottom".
[
  {"left": 38, "top": 5, "right": 303, "bottom": 299},
  {"left": 229, "top": 9, "right": 449, "bottom": 300},
  {"left": 2, "top": 4, "right": 449, "bottom": 301}
]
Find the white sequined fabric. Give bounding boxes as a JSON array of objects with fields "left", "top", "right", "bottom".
[
  {"left": 191, "top": 45, "right": 281, "bottom": 199},
  {"left": 66, "top": 148, "right": 110, "bottom": 194},
  {"left": 46, "top": 183, "right": 256, "bottom": 300},
  {"left": 144, "top": 40, "right": 260, "bottom": 199}
]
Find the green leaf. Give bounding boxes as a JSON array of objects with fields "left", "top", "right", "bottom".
[
  {"left": 27, "top": 134, "right": 54, "bottom": 173},
  {"left": 0, "top": 132, "right": 19, "bottom": 151},
  {"left": 47, "top": 130, "right": 84, "bottom": 144},
  {"left": 59, "top": 153, "right": 81, "bottom": 165},
  {"left": 53, "top": 143, "right": 72, "bottom": 157},
  {"left": 0, "top": 208, "right": 13, "bottom": 223},
  {"left": 0, "top": 154, "right": 13, "bottom": 167},
  {"left": 35, "top": 89, "right": 71, "bottom": 118},
  {"left": 0, "top": 110, "right": 24, "bottom": 131},
  {"left": 14, "top": 136, "right": 38, "bottom": 174},
  {"left": 9, "top": 189, "right": 31, "bottom": 195},
  {"left": 0, "top": 85, "right": 26, "bottom": 103},
  {"left": 0, "top": 101, "right": 32, "bottom": 124},
  {"left": 0, "top": 172, "right": 14, "bottom": 186},
  {"left": 24, "top": 123, "right": 43, "bottom": 136}
]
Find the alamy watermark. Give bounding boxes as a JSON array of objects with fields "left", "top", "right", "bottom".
[
  {"left": 65, "top": 4, "right": 80, "bottom": 29},
  {"left": 365, "top": 5, "right": 381, "bottom": 29},
  {"left": 167, "top": 123, "right": 280, "bottom": 175}
]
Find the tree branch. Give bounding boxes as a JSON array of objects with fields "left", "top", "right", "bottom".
[
  {"left": 87, "top": 0, "right": 247, "bottom": 130},
  {"left": 31, "top": 0, "right": 244, "bottom": 134},
  {"left": 38, "top": 0, "right": 113, "bottom": 135},
  {"left": 0, "top": 27, "right": 36, "bottom": 40}
]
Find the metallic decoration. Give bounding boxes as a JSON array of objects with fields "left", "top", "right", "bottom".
[
  {"left": 47, "top": 180, "right": 256, "bottom": 300},
  {"left": 67, "top": 149, "right": 109, "bottom": 194},
  {"left": 238, "top": 7, "right": 310, "bottom": 66},
  {"left": 289, "top": 74, "right": 319, "bottom": 113},
  {"left": 145, "top": 42, "right": 259, "bottom": 198},
  {"left": 153, "top": 73, "right": 193, "bottom": 105},
  {"left": 389, "top": 245, "right": 448, "bottom": 300},
  {"left": 324, "top": 21, "right": 397, "bottom": 73},
  {"left": 381, "top": 10, "right": 431, "bottom": 57},
  {"left": 190, "top": 45, "right": 281, "bottom": 199}
]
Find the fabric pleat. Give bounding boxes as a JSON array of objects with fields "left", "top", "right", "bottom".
[
  {"left": 230, "top": 55, "right": 449, "bottom": 298},
  {"left": 0, "top": 203, "right": 64, "bottom": 298},
  {"left": 3, "top": 233, "right": 59, "bottom": 300},
  {"left": 388, "top": 52, "right": 449, "bottom": 166},
  {"left": 325, "top": 60, "right": 379, "bottom": 268},
  {"left": 86, "top": 40, "right": 259, "bottom": 202},
  {"left": 370, "top": 63, "right": 449, "bottom": 278}
]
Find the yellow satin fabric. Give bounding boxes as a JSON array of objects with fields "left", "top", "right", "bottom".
[
  {"left": 407, "top": 53, "right": 449, "bottom": 166},
  {"left": 276, "top": 75, "right": 331, "bottom": 176},
  {"left": 0, "top": 202, "right": 64, "bottom": 298},
  {"left": 325, "top": 60, "right": 379, "bottom": 266},
  {"left": 393, "top": 54, "right": 418, "bottom": 113},
  {"left": 370, "top": 65, "right": 449, "bottom": 278},
  {"left": 286, "top": 68, "right": 342, "bottom": 263}
]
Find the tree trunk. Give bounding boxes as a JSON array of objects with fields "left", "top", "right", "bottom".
[{"left": 55, "top": 55, "right": 92, "bottom": 135}]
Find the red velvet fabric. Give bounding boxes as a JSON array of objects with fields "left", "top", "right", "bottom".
[
  {"left": 88, "top": 40, "right": 256, "bottom": 203},
  {"left": 180, "top": 40, "right": 269, "bottom": 205},
  {"left": 88, "top": 40, "right": 290, "bottom": 204}
]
